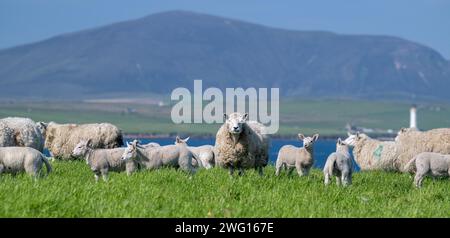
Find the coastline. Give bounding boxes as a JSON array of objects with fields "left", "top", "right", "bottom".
[{"left": 123, "top": 132, "right": 397, "bottom": 140}]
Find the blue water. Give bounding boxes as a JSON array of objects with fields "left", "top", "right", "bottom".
[{"left": 124, "top": 138, "right": 360, "bottom": 171}]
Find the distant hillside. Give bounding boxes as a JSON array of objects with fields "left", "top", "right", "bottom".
[{"left": 0, "top": 10, "right": 449, "bottom": 101}]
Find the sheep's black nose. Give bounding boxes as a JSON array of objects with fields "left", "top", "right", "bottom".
[{"left": 233, "top": 126, "right": 239, "bottom": 130}]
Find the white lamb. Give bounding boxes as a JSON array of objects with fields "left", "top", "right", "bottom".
[
  {"left": 323, "top": 138, "right": 353, "bottom": 186},
  {"left": 404, "top": 152, "right": 450, "bottom": 188},
  {"left": 275, "top": 133, "right": 319, "bottom": 177}
]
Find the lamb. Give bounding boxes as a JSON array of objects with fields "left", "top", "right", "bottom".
[
  {"left": 404, "top": 152, "right": 450, "bottom": 188},
  {"left": 0, "top": 147, "right": 52, "bottom": 178},
  {"left": 44, "top": 121, "right": 124, "bottom": 160},
  {"left": 122, "top": 136, "right": 197, "bottom": 174},
  {"left": 395, "top": 128, "right": 450, "bottom": 173},
  {"left": 174, "top": 137, "right": 215, "bottom": 169},
  {"left": 0, "top": 117, "right": 45, "bottom": 152},
  {"left": 344, "top": 132, "right": 398, "bottom": 171},
  {"left": 72, "top": 139, "right": 137, "bottom": 182},
  {"left": 214, "top": 113, "right": 270, "bottom": 176},
  {"left": 323, "top": 138, "right": 353, "bottom": 186},
  {"left": 275, "top": 133, "right": 319, "bottom": 177}
]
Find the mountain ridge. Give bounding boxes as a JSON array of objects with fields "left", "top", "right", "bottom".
[{"left": 0, "top": 10, "right": 449, "bottom": 101}]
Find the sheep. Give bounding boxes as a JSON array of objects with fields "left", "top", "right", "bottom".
[
  {"left": 0, "top": 147, "right": 52, "bottom": 178},
  {"left": 122, "top": 136, "right": 197, "bottom": 174},
  {"left": 214, "top": 112, "right": 270, "bottom": 176},
  {"left": 395, "top": 128, "right": 450, "bottom": 173},
  {"left": 72, "top": 139, "right": 137, "bottom": 182},
  {"left": 44, "top": 122, "right": 124, "bottom": 160},
  {"left": 275, "top": 133, "right": 319, "bottom": 177},
  {"left": 344, "top": 132, "right": 398, "bottom": 171},
  {"left": 404, "top": 152, "right": 450, "bottom": 188},
  {"left": 0, "top": 117, "right": 45, "bottom": 152},
  {"left": 323, "top": 138, "right": 353, "bottom": 186},
  {"left": 174, "top": 137, "right": 215, "bottom": 169}
]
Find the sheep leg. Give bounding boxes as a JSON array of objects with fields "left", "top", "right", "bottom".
[
  {"left": 275, "top": 159, "right": 282, "bottom": 176},
  {"left": 101, "top": 170, "right": 109, "bottom": 182},
  {"left": 414, "top": 173, "right": 424, "bottom": 188},
  {"left": 324, "top": 173, "right": 331, "bottom": 185},
  {"left": 238, "top": 165, "right": 244, "bottom": 176},
  {"left": 0, "top": 164, "right": 3, "bottom": 175},
  {"left": 295, "top": 163, "right": 306, "bottom": 177}
]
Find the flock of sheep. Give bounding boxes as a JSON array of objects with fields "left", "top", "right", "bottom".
[{"left": 1, "top": 113, "right": 450, "bottom": 188}]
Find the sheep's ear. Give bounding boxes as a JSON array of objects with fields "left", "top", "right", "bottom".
[
  {"left": 356, "top": 132, "right": 361, "bottom": 138},
  {"left": 313, "top": 134, "right": 319, "bottom": 141},
  {"left": 400, "top": 127, "right": 407, "bottom": 133},
  {"left": 347, "top": 132, "right": 353, "bottom": 137},
  {"left": 183, "top": 137, "right": 190, "bottom": 143},
  {"left": 242, "top": 113, "right": 249, "bottom": 121},
  {"left": 86, "top": 139, "right": 92, "bottom": 147},
  {"left": 223, "top": 113, "right": 228, "bottom": 121},
  {"left": 337, "top": 138, "right": 342, "bottom": 144},
  {"left": 176, "top": 136, "right": 181, "bottom": 143},
  {"left": 126, "top": 141, "right": 130, "bottom": 147},
  {"left": 298, "top": 134, "right": 305, "bottom": 140}
]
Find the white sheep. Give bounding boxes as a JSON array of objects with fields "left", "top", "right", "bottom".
[
  {"left": 395, "top": 128, "right": 450, "bottom": 173},
  {"left": 214, "top": 113, "right": 269, "bottom": 176},
  {"left": 122, "top": 136, "right": 197, "bottom": 174},
  {"left": 44, "top": 122, "right": 123, "bottom": 160},
  {"left": 323, "top": 138, "right": 353, "bottom": 186},
  {"left": 404, "top": 152, "right": 450, "bottom": 188},
  {"left": 174, "top": 137, "right": 215, "bottom": 169},
  {"left": 344, "top": 132, "right": 398, "bottom": 171},
  {"left": 0, "top": 147, "right": 52, "bottom": 178},
  {"left": 0, "top": 117, "right": 45, "bottom": 152},
  {"left": 275, "top": 133, "right": 319, "bottom": 177},
  {"left": 72, "top": 139, "right": 137, "bottom": 181}
]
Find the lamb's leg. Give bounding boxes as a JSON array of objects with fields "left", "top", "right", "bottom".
[
  {"left": 296, "top": 163, "right": 304, "bottom": 177},
  {"left": 238, "top": 164, "right": 244, "bottom": 176},
  {"left": 414, "top": 173, "right": 424, "bottom": 188},
  {"left": 324, "top": 172, "right": 331, "bottom": 185},
  {"left": 94, "top": 174, "right": 100, "bottom": 182},
  {"left": 102, "top": 170, "right": 109, "bottom": 182},
  {"left": 0, "top": 164, "right": 4, "bottom": 175},
  {"left": 275, "top": 159, "right": 282, "bottom": 176}
]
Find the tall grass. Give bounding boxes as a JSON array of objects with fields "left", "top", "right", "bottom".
[{"left": 0, "top": 161, "right": 449, "bottom": 217}]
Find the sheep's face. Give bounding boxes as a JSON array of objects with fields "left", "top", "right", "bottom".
[
  {"left": 175, "top": 136, "right": 189, "bottom": 145},
  {"left": 72, "top": 139, "right": 90, "bottom": 157},
  {"left": 224, "top": 113, "right": 248, "bottom": 135},
  {"left": 299, "top": 133, "right": 319, "bottom": 148},
  {"left": 122, "top": 142, "right": 137, "bottom": 161},
  {"left": 336, "top": 138, "right": 349, "bottom": 151},
  {"left": 344, "top": 132, "right": 364, "bottom": 147}
]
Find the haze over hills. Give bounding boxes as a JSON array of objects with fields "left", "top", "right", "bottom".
[{"left": 0, "top": 10, "right": 449, "bottom": 101}]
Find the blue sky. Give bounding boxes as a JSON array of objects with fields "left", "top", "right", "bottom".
[{"left": 1, "top": 0, "right": 449, "bottom": 59}]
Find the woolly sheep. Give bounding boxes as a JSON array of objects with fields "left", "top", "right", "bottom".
[
  {"left": 344, "top": 132, "right": 398, "bottom": 171},
  {"left": 323, "top": 138, "right": 353, "bottom": 186},
  {"left": 174, "top": 137, "right": 215, "bottom": 169},
  {"left": 44, "top": 122, "right": 123, "bottom": 160},
  {"left": 0, "top": 147, "right": 51, "bottom": 178},
  {"left": 395, "top": 128, "right": 450, "bottom": 172},
  {"left": 122, "top": 136, "right": 197, "bottom": 174},
  {"left": 275, "top": 133, "right": 319, "bottom": 177},
  {"left": 214, "top": 113, "right": 269, "bottom": 176},
  {"left": 72, "top": 139, "right": 137, "bottom": 182},
  {"left": 404, "top": 152, "right": 450, "bottom": 188},
  {"left": 0, "top": 117, "right": 45, "bottom": 152}
]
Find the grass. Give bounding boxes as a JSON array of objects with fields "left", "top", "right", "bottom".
[{"left": 1, "top": 160, "right": 449, "bottom": 218}]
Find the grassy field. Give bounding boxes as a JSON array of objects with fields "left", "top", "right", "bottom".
[
  {"left": 1, "top": 160, "right": 449, "bottom": 218},
  {"left": 1, "top": 99, "right": 450, "bottom": 136}
]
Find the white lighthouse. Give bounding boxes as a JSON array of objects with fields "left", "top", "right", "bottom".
[{"left": 410, "top": 105, "right": 417, "bottom": 129}]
